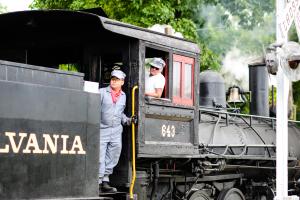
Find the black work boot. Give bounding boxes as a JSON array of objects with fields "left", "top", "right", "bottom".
[{"left": 101, "top": 181, "right": 117, "bottom": 193}]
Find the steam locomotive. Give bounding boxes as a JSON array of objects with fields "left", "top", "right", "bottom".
[{"left": 0, "top": 8, "right": 300, "bottom": 200}]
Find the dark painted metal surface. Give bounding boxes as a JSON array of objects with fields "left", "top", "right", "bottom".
[
  {"left": 101, "top": 18, "right": 200, "bottom": 54},
  {"left": 0, "top": 10, "right": 200, "bottom": 55},
  {"left": 249, "top": 63, "right": 269, "bottom": 116},
  {"left": 139, "top": 104, "right": 198, "bottom": 156},
  {"left": 132, "top": 171, "right": 148, "bottom": 200},
  {"left": 0, "top": 62, "right": 99, "bottom": 199},
  {"left": 199, "top": 70, "right": 226, "bottom": 108},
  {"left": 198, "top": 108, "right": 276, "bottom": 159},
  {"left": 0, "top": 60, "right": 84, "bottom": 90},
  {"left": 198, "top": 108, "right": 300, "bottom": 182}
]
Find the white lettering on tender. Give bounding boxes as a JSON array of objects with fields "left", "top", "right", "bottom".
[
  {"left": 60, "top": 135, "right": 69, "bottom": 154},
  {"left": 69, "top": 136, "right": 86, "bottom": 155},
  {"left": 6, "top": 132, "right": 27, "bottom": 153},
  {"left": 42, "top": 134, "right": 59, "bottom": 154},
  {"left": 0, "top": 132, "right": 86, "bottom": 155},
  {"left": 23, "top": 133, "right": 43, "bottom": 154}
]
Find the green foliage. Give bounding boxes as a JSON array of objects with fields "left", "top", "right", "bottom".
[
  {"left": 214, "top": 0, "right": 275, "bottom": 29},
  {"left": 170, "top": 18, "right": 198, "bottom": 41},
  {"left": 59, "top": 64, "right": 79, "bottom": 72},
  {"left": 30, "top": 0, "right": 72, "bottom": 9},
  {"left": 237, "top": 95, "right": 250, "bottom": 114},
  {"left": 199, "top": 42, "right": 221, "bottom": 71},
  {"left": 293, "top": 81, "right": 300, "bottom": 121},
  {"left": 269, "top": 86, "right": 276, "bottom": 107},
  {"left": 120, "top": 3, "right": 175, "bottom": 27},
  {"left": 0, "top": 3, "right": 7, "bottom": 13},
  {"left": 198, "top": 4, "right": 275, "bottom": 59}
]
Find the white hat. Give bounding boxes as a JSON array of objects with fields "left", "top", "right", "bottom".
[
  {"left": 148, "top": 58, "right": 166, "bottom": 69},
  {"left": 111, "top": 70, "right": 126, "bottom": 79}
]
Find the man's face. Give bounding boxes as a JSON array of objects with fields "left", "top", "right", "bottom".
[
  {"left": 150, "top": 66, "right": 160, "bottom": 76},
  {"left": 110, "top": 76, "right": 124, "bottom": 90}
]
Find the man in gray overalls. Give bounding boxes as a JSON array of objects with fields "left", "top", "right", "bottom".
[{"left": 99, "top": 69, "right": 131, "bottom": 193}]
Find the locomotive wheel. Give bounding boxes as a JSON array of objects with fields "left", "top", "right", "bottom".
[
  {"left": 187, "top": 190, "right": 211, "bottom": 200},
  {"left": 217, "top": 188, "right": 245, "bottom": 200}
]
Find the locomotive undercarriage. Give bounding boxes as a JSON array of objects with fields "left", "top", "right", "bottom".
[
  {"left": 128, "top": 109, "right": 300, "bottom": 199},
  {"left": 132, "top": 157, "right": 300, "bottom": 200}
]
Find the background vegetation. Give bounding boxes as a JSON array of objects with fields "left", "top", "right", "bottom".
[{"left": 0, "top": 3, "right": 7, "bottom": 13}]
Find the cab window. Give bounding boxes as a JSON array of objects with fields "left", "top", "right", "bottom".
[
  {"left": 172, "top": 54, "right": 194, "bottom": 106},
  {"left": 145, "top": 47, "right": 169, "bottom": 98}
]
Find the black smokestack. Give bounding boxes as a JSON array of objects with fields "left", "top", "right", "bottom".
[{"left": 248, "top": 58, "right": 269, "bottom": 117}]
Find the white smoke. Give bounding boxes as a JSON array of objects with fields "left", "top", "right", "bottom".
[
  {"left": 220, "top": 46, "right": 277, "bottom": 92},
  {"left": 220, "top": 47, "right": 257, "bottom": 91}
]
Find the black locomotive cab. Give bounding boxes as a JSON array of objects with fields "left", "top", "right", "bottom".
[
  {"left": 0, "top": 8, "right": 200, "bottom": 199},
  {"left": 0, "top": 9, "right": 201, "bottom": 158}
]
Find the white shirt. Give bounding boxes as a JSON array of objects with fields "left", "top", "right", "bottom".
[{"left": 145, "top": 73, "right": 165, "bottom": 93}]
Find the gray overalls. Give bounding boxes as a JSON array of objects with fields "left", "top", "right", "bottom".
[{"left": 99, "top": 86, "right": 129, "bottom": 183}]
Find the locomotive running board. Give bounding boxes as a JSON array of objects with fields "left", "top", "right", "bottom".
[
  {"left": 201, "top": 144, "right": 276, "bottom": 157},
  {"left": 198, "top": 143, "right": 298, "bottom": 160},
  {"left": 158, "top": 173, "right": 243, "bottom": 183}
]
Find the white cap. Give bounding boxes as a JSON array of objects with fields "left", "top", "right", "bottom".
[
  {"left": 111, "top": 70, "right": 126, "bottom": 79},
  {"left": 148, "top": 58, "right": 166, "bottom": 69}
]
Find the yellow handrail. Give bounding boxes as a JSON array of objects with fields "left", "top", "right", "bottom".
[{"left": 129, "top": 85, "right": 138, "bottom": 199}]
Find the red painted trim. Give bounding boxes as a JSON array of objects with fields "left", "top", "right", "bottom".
[
  {"left": 163, "top": 58, "right": 168, "bottom": 98},
  {"left": 172, "top": 54, "right": 194, "bottom": 106}
]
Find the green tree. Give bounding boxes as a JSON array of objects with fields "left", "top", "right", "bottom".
[
  {"left": 31, "top": 0, "right": 201, "bottom": 40},
  {"left": 0, "top": 3, "right": 7, "bottom": 13},
  {"left": 293, "top": 81, "right": 300, "bottom": 120},
  {"left": 213, "top": 0, "right": 275, "bottom": 29},
  {"left": 198, "top": 4, "right": 275, "bottom": 58}
]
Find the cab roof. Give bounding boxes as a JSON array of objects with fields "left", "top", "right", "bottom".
[{"left": 0, "top": 9, "right": 200, "bottom": 54}]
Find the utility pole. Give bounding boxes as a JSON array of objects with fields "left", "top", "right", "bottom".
[{"left": 275, "top": 0, "right": 300, "bottom": 199}]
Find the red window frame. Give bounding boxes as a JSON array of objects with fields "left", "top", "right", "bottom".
[
  {"left": 162, "top": 59, "right": 168, "bottom": 98},
  {"left": 172, "top": 54, "right": 194, "bottom": 106}
]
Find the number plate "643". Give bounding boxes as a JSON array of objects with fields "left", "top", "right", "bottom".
[{"left": 161, "top": 125, "right": 176, "bottom": 138}]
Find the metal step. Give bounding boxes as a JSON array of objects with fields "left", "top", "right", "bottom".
[{"left": 99, "top": 192, "right": 127, "bottom": 200}]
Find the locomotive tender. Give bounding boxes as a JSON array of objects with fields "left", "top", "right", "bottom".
[{"left": 0, "top": 8, "right": 300, "bottom": 200}]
